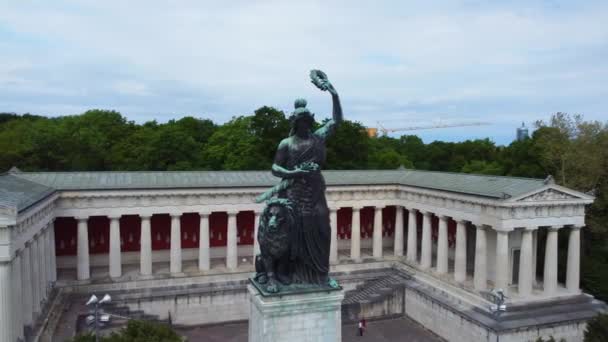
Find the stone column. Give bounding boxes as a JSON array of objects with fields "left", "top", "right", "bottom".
[
  {"left": 0, "top": 261, "right": 14, "bottom": 342},
  {"left": 140, "top": 215, "right": 152, "bottom": 276},
  {"left": 394, "top": 206, "right": 404, "bottom": 257},
  {"left": 495, "top": 230, "right": 509, "bottom": 292},
  {"left": 170, "top": 214, "right": 182, "bottom": 274},
  {"left": 30, "top": 238, "right": 41, "bottom": 316},
  {"left": 12, "top": 252, "right": 24, "bottom": 342},
  {"left": 21, "top": 242, "right": 33, "bottom": 327},
  {"left": 350, "top": 207, "right": 361, "bottom": 261},
  {"left": 37, "top": 227, "right": 49, "bottom": 302},
  {"left": 76, "top": 217, "right": 90, "bottom": 280},
  {"left": 543, "top": 226, "right": 559, "bottom": 295},
  {"left": 519, "top": 228, "right": 533, "bottom": 297},
  {"left": 38, "top": 231, "right": 48, "bottom": 303},
  {"left": 253, "top": 211, "right": 261, "bottom": 256},
  {"left": 43, "top": 228, "right": 52, "bottom": 289},
  {"left": 566, "top": 226, "right": 581, "bottom": 293},
  {"left": 406, "top": 209, "right": 418, "bottom": 263},
  {"left": 437, "top": 216, "right": 449, "bottom": 274},
  {"left": 329, "top": 207, "right": 338, "bottom": 264},
  {"left": 199, "top": 212, "right": 210, "bottom": 271},
  {"left": 49, "top": 221, "right": 57, "bottom": 283},
  {"left": 454, "top": 220, "right": 467, "bottom": 283},
  {"left": 226, "top": 211, "right": 238, "bottom": 270},
  {"left": 473, "top": 225, "right": 487, "bottom": 291},
  {"left": 420, "top": 211, "right": 432, "bottom": 269},
  {"left": 109, "top": 216, "right": 122, "bottom": 278},
  {"left": 372, "top": 206, "right": 383, "bottom": 258}
]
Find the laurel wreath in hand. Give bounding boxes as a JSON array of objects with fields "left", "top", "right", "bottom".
[{"left": 310, "top": 69, "right": 331, "bottom": 91}]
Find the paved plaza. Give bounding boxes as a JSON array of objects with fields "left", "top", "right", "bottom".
[{"left": 177, "top": 317, "right": 444, "bottom": 342}]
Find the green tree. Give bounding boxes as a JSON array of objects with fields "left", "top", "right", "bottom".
[
  {"left": 398, "top": 135, "right": 426, "bottom": 168},
  {"left": 325, "top": 120, "right": 370, "bottom": 169},
  {"left": 201, "top": 116, "right": 268, "bottom": 170},
  {"left": 584, "top": 313, "right": 608, "bottom": 342},
  {"left": 70, "top": 320, "right": 183, "bottom": 342},
  {"left": 368, "top": 136, "right": 413, "bottom": 169},
  {"left": 249, "top": 106, "right": 290, "bottom": 162},
  {"left": 461, "top": 160, "right": 503, "bottom": 175}
]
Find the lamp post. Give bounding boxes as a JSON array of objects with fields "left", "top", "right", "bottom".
[
  {"left": 86, "top": 294, "right": 111, "bottom": 342},
  {"left": 488, "top": 288, "right": 507, "bottom": 317}
]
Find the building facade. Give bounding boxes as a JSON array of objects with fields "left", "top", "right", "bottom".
[{"left": 0, "top": 168, "right": 601, "bottom": 341}]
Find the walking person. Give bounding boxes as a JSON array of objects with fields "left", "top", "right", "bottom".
[{"left": 358, "top": 319, "right": 364, "bottom": 336}]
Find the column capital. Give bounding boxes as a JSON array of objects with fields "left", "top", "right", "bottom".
[
  {"left": 140, "top": 214, "right": 152, "bottom": 220},
  {"left": 474, "top": 224, "right": 487, "bottom": 230},
  {"left": 352, "top": 205, "right": 363, "bottom": 211},
  {"left": 569, "top": 225, "right": 583, "bottom": 230},
  {"left": 226, "top": 209, "right": 239, "bottom": 216},
  {"left": 454, "top": 218, "right": 468, "bottom": 224},
  {"left": 495, "top": 229, "right": 509, "bottom": 235},
  {"left": 546, "top": 225, "right": 561, "bottom": 231},
  {"left": 169, "top": 213, "right": 182, "bottom": 219},
  {"left": 374, "top": 206, "right": 383, "bottom": 212},
  {"left": 107, "top": 214, "right": 121, "bottom": 220},
  {"left": 407, "top": 207, "right": 418, "bottom": 213},
  {"left": 438, "top": 215, "right": 450, "bottom": 221},
  {"left": 421, "top": 210, "right": 433, "bottom": 217},
  {"left": 199, "top": 211, "right": 211, "bottom": 217},
  {"left": 74, "top": 216, "right": 88, "bottom": 222}
]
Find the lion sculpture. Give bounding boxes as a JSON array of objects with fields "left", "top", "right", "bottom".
[{"left": 254, "top": 198, "right": 296, "bottom": 293}]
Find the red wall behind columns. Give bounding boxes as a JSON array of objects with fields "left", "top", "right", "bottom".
[
  {"left": 360, "top": 207, "right": 374, "bottom": 238},
  {"left": 237, "top": 211, "right": 254, "bottom": 246},
  {"left": 383, "top": 206, "right": 396, "bottom": 237},
  {"left": 448, "top": 218, "right": 456, "bottom": 248},
  {"left": 432, "top": 215, "right": 439, "bottom": 242},
  {"left": 210, "top": 212, "right": 227, "bottom": 247},
  {"left": 88, "top": 216, "right": 109, "bottom": 254},
  {"left": 417, "top": 211, "right": 423, "bottom": 243},
  {"left": 54, "top": 217, "right": 77, "bottom": 256},
  {"left": 337, "top": 207, "right": 352, "bottom": 239},
  {"left": 151, "top": 214, "right": 171, "bottom": 250},
  {"left": 120, "top": 215, "right": 141, "bottom": 252},
  {"left": 180, "top": 213, "right": 199, "bottom": 249}
]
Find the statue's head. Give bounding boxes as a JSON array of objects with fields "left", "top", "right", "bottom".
[{"left": 289, "top": 98, "right": 315, "bottom": 136}]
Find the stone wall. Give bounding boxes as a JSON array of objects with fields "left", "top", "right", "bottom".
[
  {"left": 119, "top": 287, "right": 249, "bottom": 325},
  {"left": 404, "top": 285, "right": 588, "bottom": 342},
  {"left": 342, "top": 289, "right": 404, "bottom": 323}
]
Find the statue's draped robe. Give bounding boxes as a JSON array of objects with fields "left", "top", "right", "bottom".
[{"left": 275, "top": 130, "right": 332, "bottom": 285}]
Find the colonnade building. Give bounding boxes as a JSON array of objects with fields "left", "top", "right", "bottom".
[{"left": 0, "top": 168, "right": 604, "bottom": 342}]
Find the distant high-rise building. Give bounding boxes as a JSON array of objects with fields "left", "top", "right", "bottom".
[{"left": 516, "top": 122, "right": 529, "bottom": 141}]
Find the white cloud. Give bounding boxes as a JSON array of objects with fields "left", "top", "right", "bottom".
[
  {"left": 0, "top": 0, "right": 606, "bottom": 144},
  {"left": 112, "top": 80, "right": 151, "bottom": 96}
]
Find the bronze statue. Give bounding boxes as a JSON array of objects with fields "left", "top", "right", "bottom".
[{"left": 254, "top": 70, "right": 343, "bottom": 293}]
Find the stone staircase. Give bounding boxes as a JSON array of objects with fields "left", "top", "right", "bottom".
[{"left": 342, "top": 269, "right": 411, "bottom": 322}]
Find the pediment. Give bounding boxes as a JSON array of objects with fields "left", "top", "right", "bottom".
[
  {"left": 511, "top": 185, "right": 594, "bottom": 203},
  {"left": 518, "top": 189, "right": 580, "bottom": 202}
]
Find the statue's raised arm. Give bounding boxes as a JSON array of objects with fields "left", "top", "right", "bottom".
[{"left": 310, "top": 70, "right": 343, "bottom": 139}]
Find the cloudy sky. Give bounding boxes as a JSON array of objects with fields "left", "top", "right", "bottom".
[{"left": 1, "top": 1, "right": 607, "bottom": 145}]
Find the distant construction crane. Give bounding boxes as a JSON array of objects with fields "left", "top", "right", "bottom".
[{"left": 370, "top": 121, "right": 491, "bottom": 137}]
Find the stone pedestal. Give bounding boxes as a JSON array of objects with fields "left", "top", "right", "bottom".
[{"left": 248, "top": 284, "right": 344, "bottom": 342}]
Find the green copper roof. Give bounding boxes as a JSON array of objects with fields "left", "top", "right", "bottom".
[
  {"left": 0, "top": 173, "right": 56, "bottom": 212},
  {"left": 4, "top": 169, "right": 546, "bottom": 206}
]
